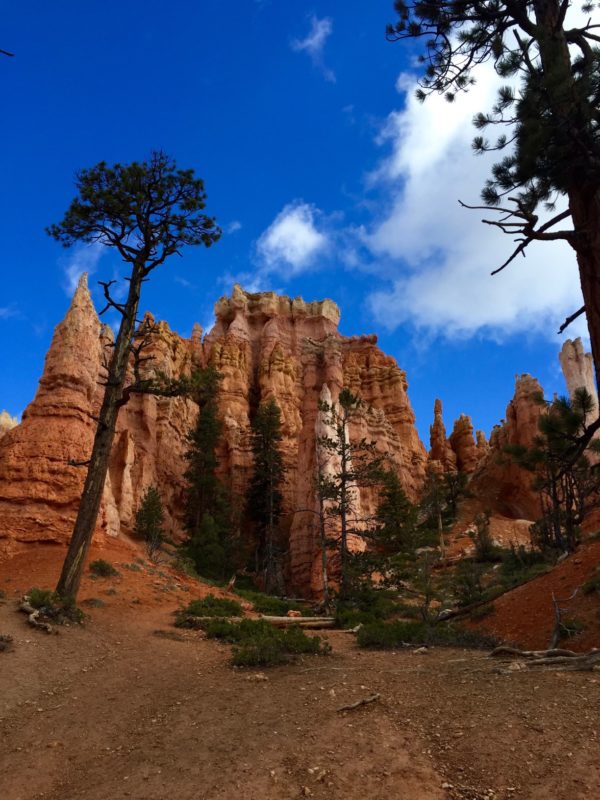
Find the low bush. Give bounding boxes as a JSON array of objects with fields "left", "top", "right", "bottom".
[
  {"left": 27, "top": 587, "right": 56, "bottom": 609},
  {"left": 89, "top": 559, "right": 119, "bottom": 578},
  {"left": 175, "top": 594, "right": 243, "bottom": 626},
  {"left": 26, "top": 587, "right": 84, "bottom": 624},
  {"left": 356, "top": 619, "right": 497, "bottom": 650},
  {"left": 231, "top": 622, "right": 330, "bottom": 667},
  {"left": 234, "top": 589, "right": 310, "bottom": 617},
  {"left": 196, "top": 617, "right": 331, "bottom": 666}
]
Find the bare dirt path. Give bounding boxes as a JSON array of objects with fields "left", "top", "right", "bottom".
[{"left": 1, "top": 546, "right": 599, "bottom": 800}]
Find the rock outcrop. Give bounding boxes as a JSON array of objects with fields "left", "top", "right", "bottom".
[
  {"left": 468, "top": 374, "right": 545, "bottom": 520},
  {"left": 559, "top": 338, "right": 598, "bottom": 410},
  {"left": 429, "top": 399, "right": 456, "bottom": 473},
  {"left": 203, "top": 286, "right": 428, "bottom": 593},
  {"left": 0, "top": 275, "right": 104, "bottom": 554},
  {"left": 0, "top": 283, "right": 428, "bottom": 593},
  {"left": 0, "top": 412, "right": 17, "bottom": 442},
  {"left": 428, "top": 400, "right": 485, "bottom": 476},
  {"left": 448, "top": 414, "right": 480, "bottom": 474}
]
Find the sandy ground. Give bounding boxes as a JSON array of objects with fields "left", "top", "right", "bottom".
[{"left": 1, "top": 545, "right": 599, "bottom": 800}]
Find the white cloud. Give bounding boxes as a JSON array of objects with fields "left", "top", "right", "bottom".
[
  {"left": 226, "top": 220, "right": 242, "bottom": 234},
  {"left": 61, "top": 243, "right": 105, "bottom": 296},
  {"left": 291, "top": 16, "right": 335, "bottom": 83},
  {"left": 365, "top": 64, "right": 587, "bottom": 342},
  {"left": 257, "top": 202, "right": 328, "bottom": 275}
]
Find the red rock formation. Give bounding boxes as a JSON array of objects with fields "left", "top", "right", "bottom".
[
  {"left": 0, "top": 283, "right": 428, "bottom": 594},
  {"left": 468, "top": 374, "right": 545, "bottom": 520},
  {"left": 448, "top": 414, "right": 480, "bottom": 474},
  {"left": 0, "top": 275, "right": 103, "bottom": 555},
  {"left": 475, "top": 429, "right": 489, "bottom": 460},
  {"left": 204, "top": 286, "right": 428, "bottom": 593},
  {"left": 428, "top": 399, "right": 456, "bottom": 473}
]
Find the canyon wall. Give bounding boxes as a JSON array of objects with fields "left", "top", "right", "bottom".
[{"left": 0, "top": 282, "right": 428, "bottom": 593}]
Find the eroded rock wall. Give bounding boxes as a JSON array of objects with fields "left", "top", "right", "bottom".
[{"left": 0, "top": 283, "right": 428, "bottom": 593}]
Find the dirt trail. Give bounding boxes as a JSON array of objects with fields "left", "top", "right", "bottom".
[{"left": 1, "top": 546, "right": 599, "bottom": 800}]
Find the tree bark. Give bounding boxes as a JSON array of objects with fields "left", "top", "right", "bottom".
[
  {"left": 55, "top": 265, "right": 144, "bottom": 601},
  {"left": 570, "top": 189, "right": 600, "bottom": 394}
]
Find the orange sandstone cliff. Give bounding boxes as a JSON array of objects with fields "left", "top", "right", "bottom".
[{"left": 0, "top": 282, "right": 428, "bottom": 593}]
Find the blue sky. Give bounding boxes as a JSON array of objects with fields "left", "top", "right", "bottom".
[{"left": 0, "top": 1, "right": 587, "bottom": 442}]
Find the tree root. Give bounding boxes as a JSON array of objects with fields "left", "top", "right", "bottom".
[
  {"left": 490, "top": 646, "right": 600, "bottom": 672},
  {"left": 337, "top": 693, "right": 381, "bottom": 712},
  {"left": 19, "top": 599, "right": 55, "bottom": 634}
]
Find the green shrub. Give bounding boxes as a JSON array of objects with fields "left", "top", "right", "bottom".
[
  {"left": 231, "top": 623, "right": 330, "bottom": 667},
  {"left": 452, "top": 560, "right": 485, "bottom": 607},
  {"left": 176, "top": 594, "right": 243, "bottom": 624},
  {"left": 198, "top": 617, "right": 330, "bottom": 666},
  {"left": 27, "top": 587, "right": 56, "bottom": 609},
  {"left": 89, "top": 559, "right": 119, "bottom": 578},
  {"left": 232, "top": 636, "right": 290, "bottom": 667},
  {"left": 356, "top": 619, "right": 497, "bottom": 650},
  {"left": 26, "top": 587, "right": 84, "bottom": 623},
  {"left": 202, "top": 618, "right": 246, "bottom": 641},
  {"left": 234, "top": 588, "right": 310, "bottom": 617}
]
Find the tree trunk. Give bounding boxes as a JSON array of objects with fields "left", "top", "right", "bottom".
[
  {"left": 55, "top": 265, "right": 144, "bottom": 601},
  {"left": 570, "top": 189, "right": 600, "bottom": 394},
  {"left": 532, "top": 0, "right": 600, "bottom": 391}
]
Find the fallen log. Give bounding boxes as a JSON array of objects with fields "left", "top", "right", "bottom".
[
  {"left": 490, "top": 646, "right": 578, "bottom": 659},
  {"left": 260, "top": 615, "right": 336, "bottom": 629}
]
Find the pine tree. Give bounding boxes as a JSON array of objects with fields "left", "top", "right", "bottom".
[
  {"left": 507, "top": 387, "right": 600, "bottom": 552},
  {"left": 387, "top": 2, "right": 600, "bottom": 401},
  {"left": 373, "top": 469, "right": 418, "bottom": 557},
  {"left": 317, "top": 388, "right": 384, "bottom": 598},
  {"left": 48, "top": 152, "right": 220, "bottom": 601},
  {"left": 134, "top": 486, "right": 165, "bottom": 562},
  {"left": 248, "top": 399, "right": 286, "bottom": 593},
  {"left": 183, "top": 366, "right": 232, "bottom": 579},
  {"left": 358, "top": 469, "right": 419, "bottom": 591}
]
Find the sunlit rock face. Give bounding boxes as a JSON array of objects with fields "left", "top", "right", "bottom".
[
  {"left": 0, "top": 412, "right": 17, "bottom": 442},
  {"left": 559, "top": 338, "right": 598, "bottom": 409},
  {"left": 0, "top": 283, "right": 428, "bottom": 593},
  {"left": 203, "top": 286, "right": 428, "bottom": 594},
  {"left": 0, "top": 275, "right": 104, "bottom": 555}
]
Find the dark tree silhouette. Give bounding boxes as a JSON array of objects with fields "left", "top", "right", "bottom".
[
  {"left": 388, "top": 1, "right": 600, "bottom": 396},
  {"left": 48, "top": 152, "right": 220, "bottom": 601}
]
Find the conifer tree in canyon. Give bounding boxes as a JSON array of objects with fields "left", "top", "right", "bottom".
[
  {"left": 388, "top": 0, "right": 600, "bottom": 413},
  {"left": 48, "top": 152, "right": 220, "bottom": 601}
]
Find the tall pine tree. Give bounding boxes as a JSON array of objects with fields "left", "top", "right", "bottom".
[
  {"left": 183, "top": 366, "right": 231, "bottom": 579},
  {"left": 248, "top": 398, "right": 286, "bottom": 593},
  {"left": 317, "top": 388, "right": 384, "bottom": 599}
]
